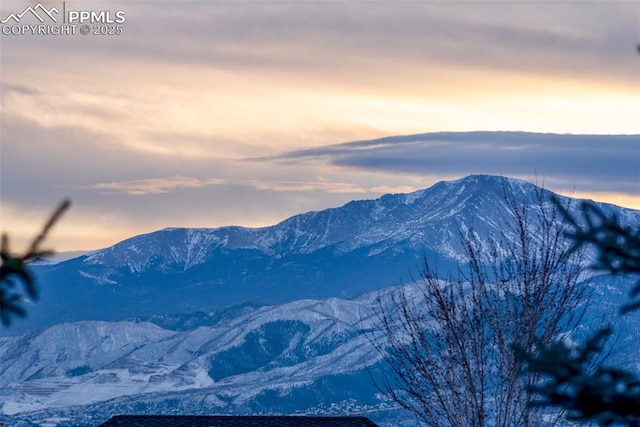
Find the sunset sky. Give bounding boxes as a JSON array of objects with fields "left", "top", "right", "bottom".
[{"left": 1, "top": 0, "right": 639, "bottom": 252}]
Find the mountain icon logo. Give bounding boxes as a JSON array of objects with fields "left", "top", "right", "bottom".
[{"left": 1, "top": 3, "right": 60, "bottom": 24}]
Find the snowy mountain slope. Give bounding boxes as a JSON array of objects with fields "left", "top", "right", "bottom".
[
  {"left": 0, "top": 293, "right": 392, "bottom": 425},
  {"left": 1, "top": 275, "right": 637, "bottom": 427},
  {"left": 75, "top": 175, "right": 561, "bottom": 263},
  {"left": 16, "top": 175, "right": 640, "bottom": 335}
]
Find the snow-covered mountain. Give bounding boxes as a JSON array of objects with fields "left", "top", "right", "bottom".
[
  {"left": 13, "top": 175, "right": 638, "bottom": 334},
  {"left": 0, "top": 292, "right": 412, "bottom": 426},
  {"left": 1, "top": 175, "right": 639, "bottom": 426}
]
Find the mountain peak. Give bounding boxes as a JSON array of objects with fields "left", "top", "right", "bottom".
[
  {"left": 74, "top": 175, "right": 547, "bottom": 269},
  {"left": 439, "top": 174, "right": 538, "bottom": 192},
  {"left": 25, "top": 174, "right": 640, "bottom": 334}
]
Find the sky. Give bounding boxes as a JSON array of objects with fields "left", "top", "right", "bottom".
[{"left": 0, "top": 0, "right": 639, "bottom": 252}]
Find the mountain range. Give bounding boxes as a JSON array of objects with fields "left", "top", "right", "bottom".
[{"left": 1, "top": 175, "right": 638, "bottom": 426}]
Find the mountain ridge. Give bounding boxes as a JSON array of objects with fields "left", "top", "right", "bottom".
[
  {"left": 58, "top": 174, "right": 634, "bottom": 268},
  {"left": 68, "top": 175, "right": 560, "bottom": 272},
  {"left": 13, "top": 174, "right": 639, "bottom": 335}
]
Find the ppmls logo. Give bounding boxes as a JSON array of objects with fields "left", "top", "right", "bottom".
[
  {"left": 1, "top": 2, "right": 126, "bottom": 36},
  {"left": 1, "top": 3, "right": 59, "bottom": 24}
]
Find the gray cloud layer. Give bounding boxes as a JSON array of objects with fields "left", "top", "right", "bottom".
[
  {"left": 267, "top": 132, "right": 640, "bottom": 195},
  {"left": 3, "top": 1, "right": 637, "bottom": 85},
  {"left": 131, "top": 2, "right": 639, "bottom": 82}
]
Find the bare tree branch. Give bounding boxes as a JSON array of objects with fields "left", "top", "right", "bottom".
[
  {"left": 0, "top": 199, "right": 71, "bottom": 326},
  {"left": 373, "top": 185, "right": 589, "bottom": 426}
]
